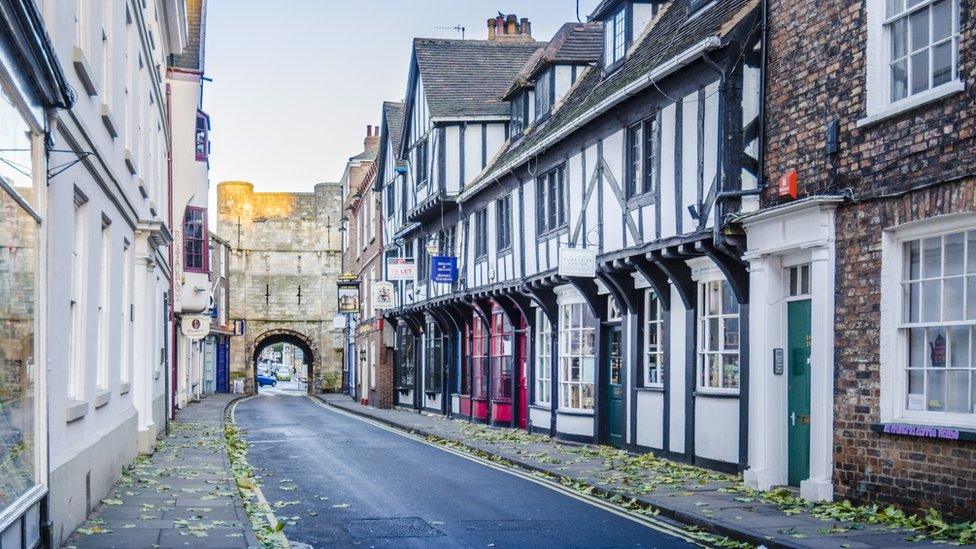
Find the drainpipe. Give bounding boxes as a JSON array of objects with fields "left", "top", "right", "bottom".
[{"left": 166, "top": 82, "right": 176, "bottom": 423}]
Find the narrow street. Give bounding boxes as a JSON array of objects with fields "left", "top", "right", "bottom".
[{"left": 233, "top": 395, "right": 696, "bottom": 548}]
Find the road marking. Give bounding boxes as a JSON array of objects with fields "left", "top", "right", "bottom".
[
  {"left": 230, "top": 396, "right": 292, "bottom": 548},
  {"left": 305, "top": 396, "right": 702, "bottom": 546}
]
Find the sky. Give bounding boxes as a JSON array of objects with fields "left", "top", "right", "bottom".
[{"left": 203, "top": 0, "right": 601, "bottom": 215}]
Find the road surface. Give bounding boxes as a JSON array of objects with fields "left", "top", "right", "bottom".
[{"left": 233, "top": 394, "right": 697, "bottom": 548}]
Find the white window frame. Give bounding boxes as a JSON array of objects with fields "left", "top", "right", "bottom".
[
  {"left": 604, "top": 6, "right": 627, "bottom": 68},
  {"left": 696, "top": 278, "right": 740, "bottom": 393},
  {"left": 535, "top": 309, "right": 552, "bottom": 407},
  {"left": 861, "top": 0, "right": 963, "bottom": 126},
  {"left": 557, "top": 291, "right": 596, "bottom": 411},
  {"left": 880, "top": 213, "right": 976, "bottom": 430},
  {"left": 644, "top": 289, "right": 664, "bottom": 387}
]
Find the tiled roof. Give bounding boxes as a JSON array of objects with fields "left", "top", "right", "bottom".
[
  {"left": 468, "top": 0, "right": 759, "bottom": 197},
  {"left": 413, "top": 38, "right": 545, "bottom": 118},
  {"left": 383, "top": 101, "right": 405, "bottom": 158},
  {"left": 170, "top": 0, "right": 207, "bottom": 71},
  {"left": 503, "top": 22, "right": 604, "bottom": 100}
]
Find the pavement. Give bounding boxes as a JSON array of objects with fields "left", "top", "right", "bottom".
[
  {"left": 233, "top": 393, "right": 698, "bottom": 548},
  {"left": 64, "top": 393, "right": 260, "bottom": 549},
  {"left": 319, "top": 394, "right": 971, "bottom": 549}
]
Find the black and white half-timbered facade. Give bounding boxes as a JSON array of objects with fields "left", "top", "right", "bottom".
[{"left": 380, "top": 1, "right": 762, "bottom": 474}]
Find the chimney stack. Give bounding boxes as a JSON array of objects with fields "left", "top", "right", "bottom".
[
  {"left": 486, "top": 13, "right": 533, "bottom": 43},
  {"left": 364, "top": 124, "right": 379, "bottom": 150}
]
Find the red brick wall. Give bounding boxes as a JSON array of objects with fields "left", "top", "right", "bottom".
[{"left": 764, "top": 0, "right": 976, "bottom": 519}]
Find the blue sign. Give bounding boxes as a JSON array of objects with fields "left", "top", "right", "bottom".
[{"left": 430, "top": 256, "right": 458, "bottom": 284}]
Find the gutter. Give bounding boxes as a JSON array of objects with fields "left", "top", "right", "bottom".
[{"left": 458, "top": 36, "right": 723, "bottom": 203}]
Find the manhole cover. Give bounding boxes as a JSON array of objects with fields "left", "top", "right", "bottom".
[{"left": 342, "top": 517, "right": 444, "bottom": 539}]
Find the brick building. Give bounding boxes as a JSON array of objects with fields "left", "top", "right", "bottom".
[
  {"left": 746, "top": 0, "right": 974, "bottom": 518},
  {"left": 340, "top": 120, "right": 397, "bottom": 408}
]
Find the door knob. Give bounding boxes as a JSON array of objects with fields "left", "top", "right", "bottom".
[{"left": 790, "top": 412, "right": 796, "bottom": 426}]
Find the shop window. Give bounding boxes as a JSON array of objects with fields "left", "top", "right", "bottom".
[
  {"left": 490, "top": 307, "right": 513, "bottom": 402},
  {"left": 183, "top": 207, "right": 207, "bottom": 273},
  {"left": 396, "top": 326, "right": 415, "bottom": 390},
  {"left": 644, "top": 289, "right": 665, "bottom": 387},
  {"left": 900, "top": 228, "right": 976, "bottom": 417},
  {"left": 697, "top": 280, "right": 740, "bottom": 391},
  {"left": 424, "top": 319, "right": 444, "bottom": 394},
  {"left": 535, "top": 310, "right": 552, "bottom": 406},
  {"left": 558, "top": 301, "right": 596, "bottom": 410},
  {"left": 471, "top": 316, "right": 489, "bottom": 399}
]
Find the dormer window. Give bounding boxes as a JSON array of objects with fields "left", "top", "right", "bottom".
[
  {"left": 534, "top": 68, "right": 554, "bottom": 121},
  {"left": 604, "top": 6, "right": 627, "bottom": 68},
  {"left": 510, "top": 91, "right": 529, "bottom": 136}
]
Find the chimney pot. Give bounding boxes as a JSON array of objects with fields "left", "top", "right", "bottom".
[
  {"left": 495, "top": 15, "right": 505, "bottom": 35},
  {"left": 506, "top": 14, "right": 517, "bottom": 35},
  {"left": 487, "top": 18, "right": 496, "bottom": 39},
  {"left": 521, "top": 18, "right": 531, "bottom": 37}
]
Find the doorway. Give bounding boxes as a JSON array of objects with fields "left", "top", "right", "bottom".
[
  {"left": 601, "top": 325, "right": 624, "bottom": 447},
  {"left": 787, "top": 264, "right": 812, "bottom": 486}
]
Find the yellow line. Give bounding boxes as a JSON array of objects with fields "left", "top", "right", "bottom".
[
  {"left": 306, "top": 396, "right": 702, "bottom": 546},
  {"left": 230, "top": 396, "right": 292, "bottom": 548}
]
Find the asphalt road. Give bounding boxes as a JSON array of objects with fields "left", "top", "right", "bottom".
[{"left": 234, "top": 394, "right": 697, "bottom": 548}]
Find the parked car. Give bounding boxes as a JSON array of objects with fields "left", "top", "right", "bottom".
[
  {"left": 256, "top": 373, "right": 277, "bottom": 387},
  {"left": 275, "top": 369, "right": 292, "bottom": 381}
]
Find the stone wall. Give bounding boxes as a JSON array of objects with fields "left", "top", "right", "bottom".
[
  {"left": 764, "top": 0, "right": 976, "bottom": 518},
  {"left": 216, "top": 181, "right": 343, "bottom": 391}
]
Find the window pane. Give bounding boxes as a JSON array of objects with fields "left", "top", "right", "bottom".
[
  {"left": 724, "top": 318, "right": 739, "bottom": 350},
  {"left": 890, "top": 17, "right": 908, "bottom": 58},
  {"left": 922, "top": 280, "right": 941, "bottom": 322},
  {"left": 948, "top": 325, "right": 969, "bottom": 366},
  {"left": 708, "top": 355, "right": 721, "bottom": 387},
  {"left": 708, "top": 318, "right": 720, "bottom": 351},
  {"left": 931, "top": 0, "right": 951, "bottom": 41},
  {"left": 967, "top": 276, "right": 976, "bottom": 319},
  {"left": 909, "top": 327, "right": 926, "bottom": 366},
  {"left": 946, "top": 370, "right": 969, "bottom": 413},
  {"left": 886, "top": 0, "right": 904, "bottom": 17},
  {"left": 906, "top": 239, "right": 921, "bottom": 279},
  {"left": 910, "top": 50, "right": 929, "bottom": 94},
  {"left": 722, "top": 355, "right": 739, "bottom": 389},
  {"left": 927, "top": 369, "right": 946, "bottom": 411},
  {"left": 944, "top": 232, "right": 965, "bottom": 275},
  {"left": 891, "top": 59, "right": 909, "bottom": 101},
  {"left": 928, "top": 327, "right": 946, "bottom": 367},
  {"left": 968, "top": 232, "right": 976, "bottom": 273},
  {"left": 722, "top": 281, "right": 738, "bottom": 313},
  {"left": 909, "top": 9, "right": 929, "bottom": 50},
  {"left": 944, "top": 277, "right": 964, "bottom": 320},
  {"left": 932, "top": 41, "right": 953, "bottom": 86},
  {"left": 907, "top": 370, "right": 924, "bottom": 407}
]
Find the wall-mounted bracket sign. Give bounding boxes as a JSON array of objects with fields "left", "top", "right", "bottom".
[
  {"left": 337, "top": 281, "right": 360, "bottom": 314},
  {"left": 181, "top": 315, "right": 211, "bottom": 340},
  {"left": 372, "top": 281, "right": 395, "bottom": 309},
  {"left": 387, "top": 258, "right": 416, "bottom": 281},
  {"left": 431, "top": 256, "right": 458, "bottom": 284},
  {"left": 558, "top": 246, "right": 597, "bottom": 278},
  {"left": 773, "top": 348, "right": 784, "bottom": 375}
]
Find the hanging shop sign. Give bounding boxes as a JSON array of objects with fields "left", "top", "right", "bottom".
[
  {"left": 372, "top": 281, "right": 395, "bottom": 310},
  {"left": 337, "top": 281, "right": 360, "bottom": 314},
  {"left": 387, "top": 258, "right": 416, "bottom": 281},
  {"left": 332, "top": 314, "right": 348, "bottom": 330},
  {"left": 558, "top": 246, "right": 597, "bottom": 278},
  {"left": 181, "top": 315, "right": 211, "bottom": 340},
  {"left": 430, "top": 256, "right": 458, "bottom": 284}
]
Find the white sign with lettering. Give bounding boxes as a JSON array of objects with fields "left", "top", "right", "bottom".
[
  {"left": 387, "top": 258, "right": 416, "bottom": 281},
  {"left": 558, "top": 246, "right": 597, "bottom": 278},
  {"left": 372, "top": 281, "right": 395, "bottom": 310}
]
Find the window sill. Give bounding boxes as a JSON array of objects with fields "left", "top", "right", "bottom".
[
  {"left": 870, "top": 422, "right": 976, "bottom": 442},
  {"left": 72, "top": 46, "right": 97, "bottom": 96},
  {"left": 626, "top": 192, "right": 656, "bottom": 209},
  {"left": 119, "top": 382, "right": 131, "bottom": 396},
  {"left": 556, "top": 408, "right": 594, "bottom": 416},
  {"left": 694, "top": 389, "right": 740, "bottom": 399},
  {"left": 529, "top": 403, "right": 552, "bottom": 411},
  {"left": 857, "top": 80, "right": 965, "bottom": 128},
  {"left": 637, "top": 385, "right": 665, "bottom": 393},
  {"left": 65, "top": 400, "right": 88, "bottom": 422},
  {"left": 538, "top": 227, "right": 568, "bottom": 241}
]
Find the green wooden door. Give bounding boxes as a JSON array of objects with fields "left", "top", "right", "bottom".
[
  {"left": 787, "top": 299, "right": 812, "bottom": 486},
  {"left": 603, "top": 326, "right": 624, "bottom": 447}
]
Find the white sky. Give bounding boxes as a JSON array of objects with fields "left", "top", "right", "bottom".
[{"left": 203, "top": 1, "right": 601, "bottom": 218}]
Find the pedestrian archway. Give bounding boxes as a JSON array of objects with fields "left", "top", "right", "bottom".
[{"left": 252, "top": 329, "right": 318, "bottom": 394}]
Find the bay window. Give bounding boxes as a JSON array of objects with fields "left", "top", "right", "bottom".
[
  {"left": 698, "top": 280, "right": 740, "bottom": 391},
  {"left": 490, "top": 307, "right": 513, "bottom": 402},
  {"left": 395, "top": 325, "right": 415, "bottom": 390},
  {"left": 558, "top": 301, "right": 596, "bottom": 410},
  {"left": 424, "top": 318, "right": 443, "bottom": 394},
  {"left": 644, "top": 289, "right": 664, "bottom": 387},
  {"left": 535, "top": 310, "right": 552, "bottom": 406},
  {"left": 900, "top": 228, "right": 976, "bottom": 417},
  {"left": 183, "top": 206, "right": 207, "bottom": 272}
]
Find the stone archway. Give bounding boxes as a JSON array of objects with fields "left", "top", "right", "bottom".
[{"left": 252, "top": 329, "right": 320, "bottom": 394}]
